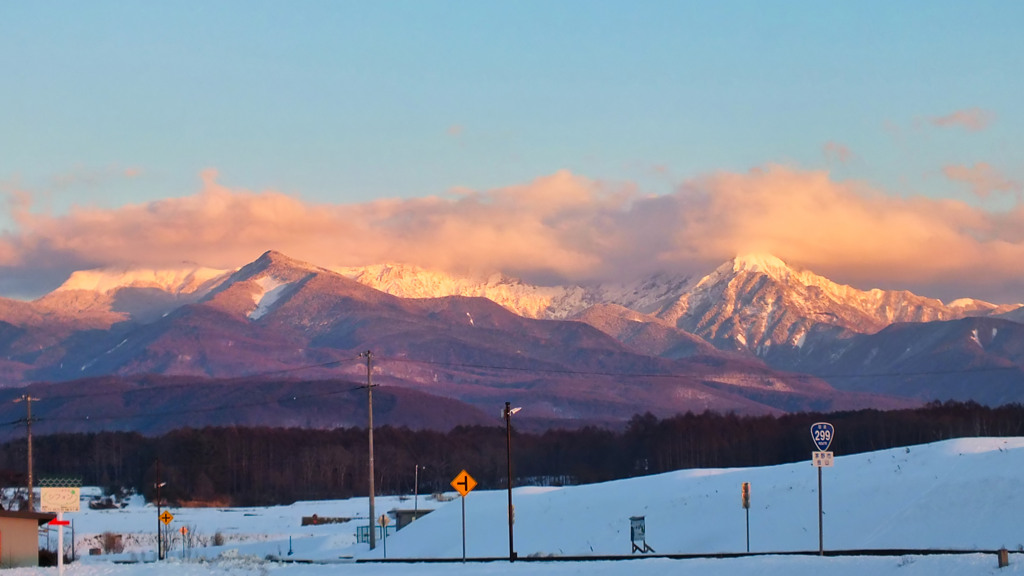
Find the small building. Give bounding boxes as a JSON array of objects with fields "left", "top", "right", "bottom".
[
  {"left": 391, "top": 508, "right": 434, "bottom": 530},
  {"left": 0, "top": 510, "right": 57, "bottom": 568}
]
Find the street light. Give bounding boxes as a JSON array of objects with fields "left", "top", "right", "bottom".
[
  {"left": 503, "top": 402, "right": 521, "bottom": 562},
  {"left": 154, "top": 466, "right": 167, "bottom": 561},
  {"left": 414, "top": 464, "right": 426, "bottom": 519}
]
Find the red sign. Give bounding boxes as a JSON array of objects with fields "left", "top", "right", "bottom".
[{"left": 48, "top": 519, "right": 71, "bottom": 526}]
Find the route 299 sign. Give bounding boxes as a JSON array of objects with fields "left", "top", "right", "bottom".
[{"left": 810, "top": 422, "right": 834, "bottom": 451}]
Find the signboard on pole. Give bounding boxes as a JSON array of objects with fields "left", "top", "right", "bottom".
[
  {"left": 160, "top": 511, "right": 174, "bottom": 525},
  {"left": 812, "top": 451, "right": 834, "bottom": 467},
  {"left": 629, "top": 516, "right": 655, "bottom": 553},
  {"left": 810, "top": 422, "right": 834, "bottom": 451},
  {"left": 809, "top": 422, "right": 834, "bottom": 556},
  {"left": 450, "top": 470, "right": 477, "bottom": 561},
  {"left": 450, "top": 470, "right": 477, "bottom": 497},
  {"left": 40, "top": 487, "right": 80, "bottom": 513}
]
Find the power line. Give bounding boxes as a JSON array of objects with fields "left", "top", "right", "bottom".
[{"left": 377, "top": 355, "right": 1024, "bottom": 381}]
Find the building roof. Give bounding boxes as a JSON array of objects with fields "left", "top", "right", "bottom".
[{"left": 0, "top": 510, "right": 58, "bottom": 526}]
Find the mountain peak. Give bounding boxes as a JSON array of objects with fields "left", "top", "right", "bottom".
[{"left": 731, "top": 253, "right": 790, "bottom": 275}]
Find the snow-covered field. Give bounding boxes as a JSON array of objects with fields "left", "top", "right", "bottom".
[{"left": 9, "top": 437, "right": 1024, "bottom": 575}]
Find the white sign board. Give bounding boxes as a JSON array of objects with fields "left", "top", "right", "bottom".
[
  {"left": 630, "top": 516, "right": 646, "bottom": 542},
  {"left": 812, "top": 451, "right": 834, "bottom": 468},
  {"left": 40, "top": 487, "right": 80, "bottom": 512}
]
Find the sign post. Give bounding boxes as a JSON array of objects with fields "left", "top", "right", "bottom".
[
  {"left": 379, "top": 514, "right": 390, "bottom": 558},
  {"left": 40, "top": 478, "right": 81, "bottom": 576},
  {"left": 741, "top": 482, "right": 750, "bottom": 552},
  {"left": 810, "top": 422, "right": 834, "bottom": 556},
  {"left": 160, "top": 510, "right": 174, "bottom": 558},
  {"left": 629, "top": 516, "right": 654, "bottom": 553},
  {"left": 450, "top": 470, "right": 477, "bottom": 562}
]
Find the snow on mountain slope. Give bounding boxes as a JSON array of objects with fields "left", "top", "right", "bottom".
[
  {"left": 653, "top": 254, "right": 1019, "bottom": 361},
  {"left": 56, "top": 265, "right": 230, "bottom": 295},
  {"left": 249, "top": 275, "right": 295, "bottom": 320},
  {"left": 334, "top": 263, "right": 699, "bottom": 322},
  {"left": 334, "top": 263, "right": 567, "bottom": 318},
  {"left": 26, "top": 252, "right": 1023, "bottom": 363}
]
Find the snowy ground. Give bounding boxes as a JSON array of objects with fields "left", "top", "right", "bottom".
[{"left": 8, "top": 437, "right": 1024, "bottom": 575}]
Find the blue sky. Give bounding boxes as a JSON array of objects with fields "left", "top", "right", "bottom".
[{"left": 1, "top": 2, "right": 1023, "bottom": 301}]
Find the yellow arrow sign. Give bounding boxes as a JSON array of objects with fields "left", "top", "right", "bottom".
[
  {"left": 159, "top": 511, "right": 174, "bottom": 525},
  {"left": 450, "top": 469, "right": 477, "bottom": 497}
]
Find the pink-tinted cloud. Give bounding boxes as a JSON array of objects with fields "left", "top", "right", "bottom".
[
  {"left": 930, "top": 108, "right": 994, "bottom": 132},
  {"left": 943, "top": 162, "right": 1021, "bottom": 198},
  {"left": 3, "top": 166, "right": 1024, "bottom": 303},
  {"left": 822, "top": 141, "right": 855, "bottom": 164}
]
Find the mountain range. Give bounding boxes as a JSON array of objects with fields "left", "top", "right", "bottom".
[{"left": 1, "top": 250, "right": 1021, "bottom": 436}]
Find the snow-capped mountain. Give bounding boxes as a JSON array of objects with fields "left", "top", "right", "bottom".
[
  {"left": 24, "top": 252, "right": 1021, "bottom": 363},
  {"left": 334, "top": 264, "right": 700, "bottom": 320},
  {"left": 656, "top": 253, "right": 1016, "bottom": 360},
  {"left": 337, "top": 253, "right": 1021, "bottom": 363},
  {"left": 4, "top": 251, "right": 891, "bottom": 434},
  {"left": 3, "top": 250, "right": 1023, "bottom": 427}
]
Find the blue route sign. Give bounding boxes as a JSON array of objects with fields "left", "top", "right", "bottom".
[{"left": 811, "top": 422, "right": 834, "bottom": 451}]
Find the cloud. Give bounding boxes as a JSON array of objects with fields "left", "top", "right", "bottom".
[
  {"left": 3, "top": 166, "right": 1024, "bottom": 303},
  {"left": 943, "top": 163, "right": 1022, "bottom": 198},
  {"left": 930, "top": 108, "right": 994, "bottom": 132},
  {"left": 50, "top": 164, "right": 143, "bottom": 190},
  {"left": 822, "top": 141, "right": 855, "bottom": 164}
]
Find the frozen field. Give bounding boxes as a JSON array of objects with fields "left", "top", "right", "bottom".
[{"left": 8, "top": 437, "right": 1024, "bottom": 575}]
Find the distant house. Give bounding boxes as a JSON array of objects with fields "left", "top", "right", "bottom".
[
  {"left": 391, "top": 508, "right": 433, "bottom": 530},
  {"left": 0, "top": 510, "right": 56, "bottom": 568}
]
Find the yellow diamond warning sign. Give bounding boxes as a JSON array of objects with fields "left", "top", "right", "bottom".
[{"left": 450, "top": 470, "right": 477, "bottom": 497}]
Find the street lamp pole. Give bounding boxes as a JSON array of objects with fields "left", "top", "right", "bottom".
[
  {"left": 414, "top": 464, "right": 424, "bottom": 518},
  {"left": 155, "top": 460, "right": 166, "bottom": 561},
  {"left": 503, "top": 401, "right": 521, "bottom": 562}
]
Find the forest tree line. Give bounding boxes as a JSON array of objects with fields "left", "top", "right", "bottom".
[{"left": 0, "top": 400, "right": 1021, "bottom": 506}]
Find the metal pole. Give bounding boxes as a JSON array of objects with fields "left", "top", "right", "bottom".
[
  {"left": 57, "top": 511, "right": 64, "bottom": 576},
  {"left": 745, "top": 507, "right": 750, "bottom": 553},
  {"left": 817, "top": 466, "right": 823, "bottom": 556},
  {"left": 156, "top": 460, "right": 163, "bottom": 561},
  {"left": 414, "top": 464, "right": 419, "bottom": 518},
  {"left": 504, "top": 402, "right": 515, "bottom": 562},
  {"left": 362, "top": 350, "right": 377, "bottom": 551},
  {"left": 14, "top": 395, "right": 39, "bottom": 511},
  {"left": 461, "top": 495, "right": 466, "bottom": 562},
  {"left": 26, "top": 397, "right": 34, "bottom": 511}
]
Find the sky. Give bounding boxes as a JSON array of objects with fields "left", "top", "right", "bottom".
[{"left": 1, "top": 1, "right": 1022, "bottom": 302}]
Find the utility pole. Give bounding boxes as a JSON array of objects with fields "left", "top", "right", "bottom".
[
  {"left": 503, "top": 402, "right": 521, "bottom": 562},
  {"left": 414, "top": 464, "right": 424, "bottom": 518},
  {"left": 360, "top": 350, "right": 377, "bottom": 551},
  {"left": 13, "top": 395, "right": 39, "bottom": 511},
  {"left": 155, "top": 459, "right": 165, "bottom": 560}
]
